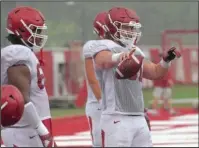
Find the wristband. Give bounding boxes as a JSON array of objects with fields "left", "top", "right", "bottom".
[
  {"left": 111, "top": 53, "right": 123, "bottom": 63},
  {"left": 160, "top": 59, "right": 171, "bottom": 68}
]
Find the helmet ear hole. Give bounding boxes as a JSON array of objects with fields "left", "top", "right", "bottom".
[
  {"left": 9, "top": 95, "right": 14, "bottom": 100},
  {"left": 14, "top": 10, "right": 20, "bottom": 14},
  {"left": 19, "top": 28, "right": 25, "bottom": 33}
]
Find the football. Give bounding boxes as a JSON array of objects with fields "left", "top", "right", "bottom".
[{"left": 115, "top": 53, "right": 144, "bottom": 79}]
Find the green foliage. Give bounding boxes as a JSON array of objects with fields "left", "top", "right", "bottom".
[{"left": 1, "top": 2, "right": 198, "bottom": 47}]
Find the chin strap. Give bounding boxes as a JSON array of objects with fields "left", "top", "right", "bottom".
[{"left": 39, "top": 48, "right": 45, "bottom": 66}]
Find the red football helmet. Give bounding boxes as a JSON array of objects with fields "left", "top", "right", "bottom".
[
  {"left": 1, "top": 85, "right": 25, "bottom": 127},
  {"left": 6, "top": 6, "right": 48, "bottom": 50},
  {"left": 93, "top": 11, "right": 108, "bottom": 39},
  {"left": 105, "top": 7, "right": 142, "bottom": 46}
]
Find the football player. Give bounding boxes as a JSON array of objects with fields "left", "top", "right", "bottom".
[
  {"left": 83, "top": 11, "right": 110, "bottom": 147},
  {"left": 83, "top": 11, "right": 151, "bottom": 147},
  {"left": 91, "top": 7, "right": 181, "bottom": 147},
  {"left": 1, "top": 6, "right": 56, "bottom": 147},
  {"left": 152, "top": 53, "right": 176, "bottom": 115}
]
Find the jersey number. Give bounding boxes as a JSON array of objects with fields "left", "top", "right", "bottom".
[{"left": 37, "top": 64, "right": 45, "bottom": 89}]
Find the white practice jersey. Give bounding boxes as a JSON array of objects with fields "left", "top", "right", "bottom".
[
  {"left": 82, "top": 39, "right": 121, "bottom": 104},
  {"left": 92, "top": 41, "right": 145, "bottom": 116},
  {"left": 1, "top": 45, "right": 51, "bottom": 126}
]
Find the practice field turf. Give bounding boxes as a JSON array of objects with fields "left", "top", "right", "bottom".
[{"left": 51, "top": 84, "right": 198, "bottom": 118}]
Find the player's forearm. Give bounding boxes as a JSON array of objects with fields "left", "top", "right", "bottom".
[
  {"left": 23, "top": 102, "right": 49, "bottom": 135},
  {"left": 153, "top": 63, "right": 169, "bottom": 79},
  {"left": 24, "top": 102, "right": 55, "bottom": 147},
  {"left": 143, "top": 60, "right": 169, "bottom": 80},
  {"left": 144, "top": 46, "right": 181, "bottom": 80},
  {"left": 89, "top": 81, "right": 102, "bottom": 101}
]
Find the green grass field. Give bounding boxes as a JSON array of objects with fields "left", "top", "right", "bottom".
[{"left": 51, "top": 84, "right": 198, "bottom": 118}]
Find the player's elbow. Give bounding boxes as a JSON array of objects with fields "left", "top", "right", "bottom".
[
  {"left": 95, "top": 60, "right": 111, "bottom": 69},
  {"left": 95, "top": 63, "right": 114, "bottom": 69},
  {"left": 94, "top": 56, "right": 104, "bottom": 69},
  {"left": 87, "top": 78, "right": 98, "bottom": 85},
  {"left": 104, "top": 63, "right": 115, "bottom": 69}
]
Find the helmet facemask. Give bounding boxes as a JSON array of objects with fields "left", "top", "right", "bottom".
[
  {"left": 112, "top": 20, "right": 142, "bottom": 47},
  {"left": 108, "top": 15, "right": 141, "bottom": 46},
  {"left": 20, "top": 19, "right": 48, "bottom": 51}
]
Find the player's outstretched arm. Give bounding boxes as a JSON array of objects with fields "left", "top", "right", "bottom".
[
  {"left": 143, "top": 47, "right": 181, "bottom": 80},
  {"left": 143, "top": 59, "right": 168, "bottom": 80},
  {"left": 94, "top": 50, "right": 128, "bottom": 69},
  {"left": 85, "top": 58, "right": 102, "bottom": 101}
]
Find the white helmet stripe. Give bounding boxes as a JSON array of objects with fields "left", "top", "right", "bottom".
[{"left": 1, "top": 101, "right": 8, "bottom": 110}]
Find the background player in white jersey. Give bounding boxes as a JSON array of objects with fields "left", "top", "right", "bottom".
[
  {"left": 82, "top": 12, "right": 107, "bottom": 147},
  {"left": 92, "top": 7, "right": 181, "bottom": 147},
  {"left": 1, "top": 6, "right": 56, "bottom": 147},
  {"left": 83, "top": 11, "right": 130, "bottom": 147}
]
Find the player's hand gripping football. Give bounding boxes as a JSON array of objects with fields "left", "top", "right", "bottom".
[
  {"left": 115, "top": 48, "right": 143, "bottom": 79},
  {"left": 162, "top": 47, "right": 181, "bottom": 63},
  {"left": 119, "top": 49, "right": 135, "bottom": 62}
]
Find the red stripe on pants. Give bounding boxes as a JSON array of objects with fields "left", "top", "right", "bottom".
[
  {"left": 101, "top": 130, "right": 105, "bottom": 147},
  {"left": 88, "top": 116, "right": 94, "bottom": 145},
  {"left": 42, "top": 118, "right": 57, "bottom": 147}
]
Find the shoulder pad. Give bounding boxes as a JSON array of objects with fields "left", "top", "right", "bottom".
[
  {"left": 83, "top": 40, "right": 109, "bottom": 58},
  {"left": 1, "top": 45, "right": 32, "bottom": 67}
]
